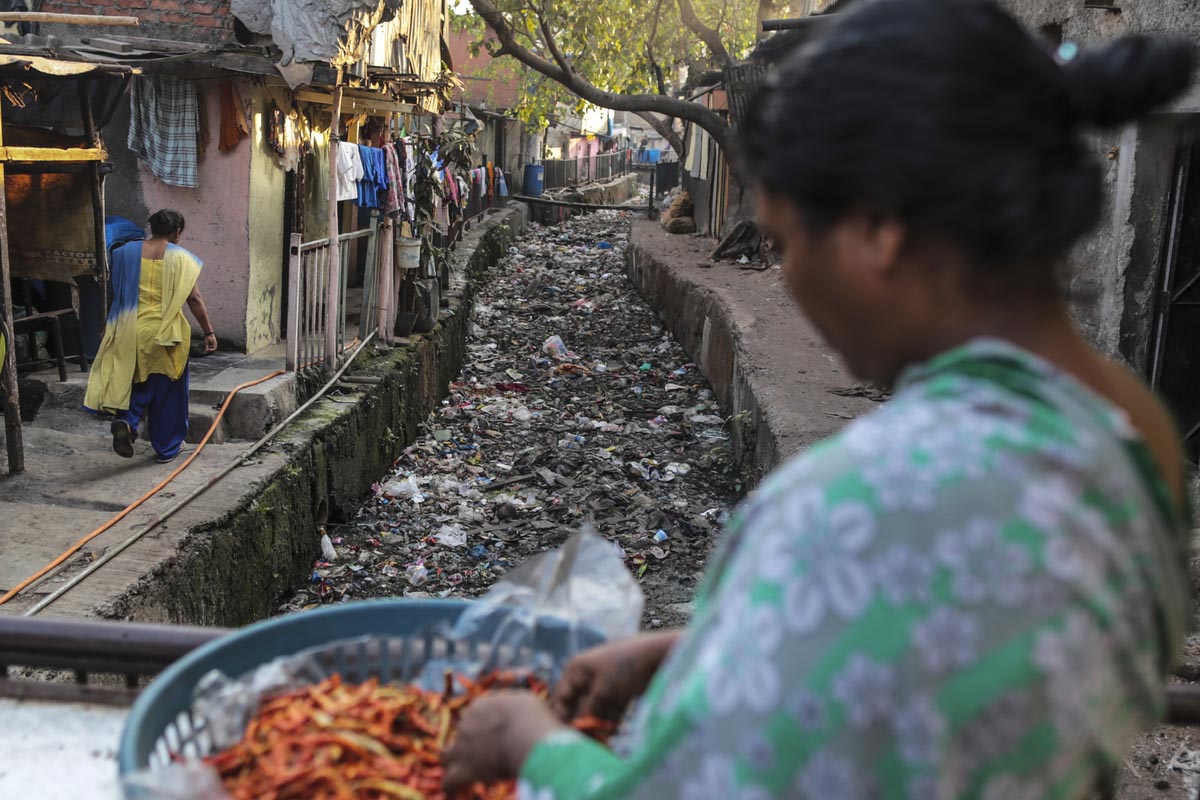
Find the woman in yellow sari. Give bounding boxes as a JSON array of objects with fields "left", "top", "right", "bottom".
[{"left": 84, "top": 209, "right": 216, "bottom": 463}]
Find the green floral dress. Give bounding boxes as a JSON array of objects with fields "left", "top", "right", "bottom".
[{"left": 518, "top": 339, "right": 1192, "bottom": 800}]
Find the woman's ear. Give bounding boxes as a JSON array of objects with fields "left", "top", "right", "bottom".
[{"left": 837, "top": 211, "right": 907, "bottom": 280}]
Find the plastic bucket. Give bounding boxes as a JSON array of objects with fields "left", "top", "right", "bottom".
[
  {"left": 396, "top": 237, "right": 421, "bottom": 270},
  {"left": 523, "top": 163, "right": 544, "bottom": 196}
]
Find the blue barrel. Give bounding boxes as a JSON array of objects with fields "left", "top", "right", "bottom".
[{"left": 523, "top": 163, "right": 545, "bottom": 196}]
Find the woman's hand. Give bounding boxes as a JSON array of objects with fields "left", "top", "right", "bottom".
[
  {"left": 442, "top": 691, "right": 562, "bottom": 796},
  {"left": 552, "top": 631, "right": 681, "bottom": 724},
  {"left": 203, "top": 332, "right": 218, "bottom": 354}
]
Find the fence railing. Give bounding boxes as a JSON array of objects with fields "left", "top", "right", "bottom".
[
  {"left": 461, "top": 172, "right": 508, "bottom": 222},
  {"left": 286, "top": 215, "right": 380, "bottom": 372},
  {"left": 542, "top": 149, "right": 632, "bottom": 190}
]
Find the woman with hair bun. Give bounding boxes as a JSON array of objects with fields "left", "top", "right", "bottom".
[
  {"left": 85, "top": 209, "right": 216, "bottom": 464},
  {"left": 443, "top": 1, "right": 1197, "bottom": 797}
]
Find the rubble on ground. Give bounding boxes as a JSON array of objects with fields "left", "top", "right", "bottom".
[{"left": 281, "top": 211, "right": 741, "bottom": 627}]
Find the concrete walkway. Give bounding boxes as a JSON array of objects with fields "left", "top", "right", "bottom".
[{"left": 0, "top": 348, "right": 295, "bottom": 619}]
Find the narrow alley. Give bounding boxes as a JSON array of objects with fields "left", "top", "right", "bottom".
[{"left": 285, "top": 212, "right": 742, "bottom": 627}]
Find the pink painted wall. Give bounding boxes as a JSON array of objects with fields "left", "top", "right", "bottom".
[{"left": 139, "top": 89, "right": 253, "bottom": 349}]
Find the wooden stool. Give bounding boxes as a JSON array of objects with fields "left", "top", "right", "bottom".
[{"left": 13, "top": 308, "right": 89, "bottom": 382}]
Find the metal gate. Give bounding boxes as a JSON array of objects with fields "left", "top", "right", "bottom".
[{"left": 1148, "top": 138, "right": 1200, "bottom": 465}]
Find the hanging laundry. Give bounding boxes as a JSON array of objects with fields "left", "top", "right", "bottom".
[
  {"left": 384, "top": 143, "right": 403, "bottom": 216},
  {"left": 268, "top": 102, "right": 305, "bottom": 172},
  {"left": 196, "top": 88, "right": 211, "bottom": 155},
  {"left": 356, "top": 144, "right": 388, "bottom": 209},
  {"left": 497, "top": 168, "right": 509, "bottom": 198},
  {"left": 304, "top": 130, "right": 330, "bottom": 238},
  {"left": 128, "top": 74, "right": 200, "bottom": 188},
  {"left": 486, "top": 162, "right": 495, "bottom": 200},
  {"left": 401, "top": 137, "right": 417, "bottom": 224},
  {"left": 335, "top": 141, "right": 364, "bottom": 202},
  {"left": 218, "top": 82, "right": 248, "bottom": 151}
]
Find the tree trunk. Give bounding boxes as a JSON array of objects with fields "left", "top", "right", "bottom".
[{"left": 636, "top": 112, "right": 685, "bottom": 160}]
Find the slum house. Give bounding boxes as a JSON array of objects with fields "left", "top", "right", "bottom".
[
  {"left": 764, "top": 0, "right": 1200, "bottom": 466},
  {"left": 29, "top": 0, "right": 454, "bottom": 357},
  {"left": 681, "top": 66, "right": 763, "bottom": 237},
  {"left": 0, "top": 48, "right": 134, "bottom": 474},
  {"left": 0, "top": 0, "right": 523, "bottom": 474}
]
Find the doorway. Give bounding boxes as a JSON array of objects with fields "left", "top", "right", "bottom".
[{"left": 1148, "top": 137, "right": 1200, "bottom": 465}]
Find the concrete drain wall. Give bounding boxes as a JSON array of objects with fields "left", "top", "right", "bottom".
[
  {"left": 115, "top": 207, "right": 527, "bottom": 627},
  {"left": 625, "top": 240, "right": 779, "bottom": 481}
]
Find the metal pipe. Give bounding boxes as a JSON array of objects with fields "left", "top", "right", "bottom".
[
  {"left": 326, "top": 75, "right": 345, "bottom": 372},
  {"left": 0, "top": 615, "right": 224, "bottom": 668},
  {"left": 26, "top": 332, "right": 379, "bottom": 616}
]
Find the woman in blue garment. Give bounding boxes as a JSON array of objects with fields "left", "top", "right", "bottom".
[{"left": 84, "top": 209, "right": 217, "bottom": 464}]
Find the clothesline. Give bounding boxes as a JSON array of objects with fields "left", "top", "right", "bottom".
[{"left": 335, "top": 136, "right": 508, "bottom": 237}]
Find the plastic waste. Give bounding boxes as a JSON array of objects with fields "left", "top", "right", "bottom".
[
  {"left": 435, "top": 524, "right": 468, "bottom": 548},
  {"left": 320, "top": 532, "right": 338, "bottom": 562},
  {"left": 542, "top": 335, "right": 568, "bottom": 358},
  {"left": 405, "top": 561, "right": 429, "bottom": 586},
  {"left": 451, "top": 528, "right": 644, "bottom": 647},
  {"left": 382, "top": 476, "right": 421, "bottom": 499}
]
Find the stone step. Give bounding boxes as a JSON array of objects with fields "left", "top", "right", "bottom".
[
  {"left": 188, "top": 368, "right": 297, "bottom": 440},
  {"left": 187, "top": 403, "right": 229, "bottom": 445}
]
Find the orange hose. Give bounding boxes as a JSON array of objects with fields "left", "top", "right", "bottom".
[{"left": 0, "top": 370, "right": 285, "bottom": 607}]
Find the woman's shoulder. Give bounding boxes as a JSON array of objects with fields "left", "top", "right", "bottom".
[
  {"left": 165, "top": 243, "right": 204, "bottom": 268},
  {"left": 1092, "top": 355, "right": 1187, "bottom": 508},
  {"left": 748, "top": 381, "right": 1049, "bottom": 519}
]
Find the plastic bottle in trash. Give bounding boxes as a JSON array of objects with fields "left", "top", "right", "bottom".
[
  {"left": 405, "top": 561, "right": 429, "bottom": 586},
  {"left": 320, "top": 531, "right": 338, "bottom": 561}
]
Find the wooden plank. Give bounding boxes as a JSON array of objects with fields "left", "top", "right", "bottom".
[
  {"left": 296, "top": 88, "right": 416, "bottom": 115},
  {"left": 0, "top": 12, "right": 139, "bottom": 26},
  {"left": 79, "top": 78, "right": 109, "bottom": 329},
  {"left": 0, "top": 146, "right": 107, "bottom": 163},
  {"left": 326, "top": 77, "right": 344, "bottom": 368},
  {"left": 0, "top": 102, "right": 23, "bottom": 475},
  {"left": 81, "top": 37, "right": 132, "bottom": 53}
]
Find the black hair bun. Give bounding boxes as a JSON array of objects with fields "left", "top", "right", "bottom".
[{"left": 1064, "top": 35, "right": 1196, "bottom": 128}]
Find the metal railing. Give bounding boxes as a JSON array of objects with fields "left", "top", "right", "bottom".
[
  {"left": 461, "top": 172, "right": 508, "bottom": 222},
  {"left": 286, "top": 214, "right": 380, "bottom": 373},
  {"left": 543, "top": 149, "right": 632, "bottom": 190}
]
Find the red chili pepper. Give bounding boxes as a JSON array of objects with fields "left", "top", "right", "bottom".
[{"left": 204, "top": 669, "right": 602, "bottom": 800}]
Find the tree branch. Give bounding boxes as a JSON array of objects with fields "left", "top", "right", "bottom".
[
  {"left": 676, "top": 0, "right": 734, "bottom": 70},
  {"left": 535, "top": 8, "right": 573, "bottom": 78},
  {"left": 645, "top": 0, "right": 668, "bottom": 96},
  {"left": 468, "top": 0, "right": 736, "bottom": 163},
  {"left": 636, "top": 111, "right": 684, "bottom": 158}
]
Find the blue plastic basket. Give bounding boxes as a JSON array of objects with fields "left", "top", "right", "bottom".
[{"left": 118, "top": 598, "right": 602, "bottom": 791}]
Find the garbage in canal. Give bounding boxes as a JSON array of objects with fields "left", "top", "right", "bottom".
[
  {"left": 320, "top": 532, "right": 338, "bottom": 562},
  {"left": 542, "top": 334, "right": 569, "bottom": 358},
  {"left": 435, "top": 524, "right": 468, "bottom": 547},
  {"left": 280, "top": 212, "right": 741, "bottom": 629}
]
